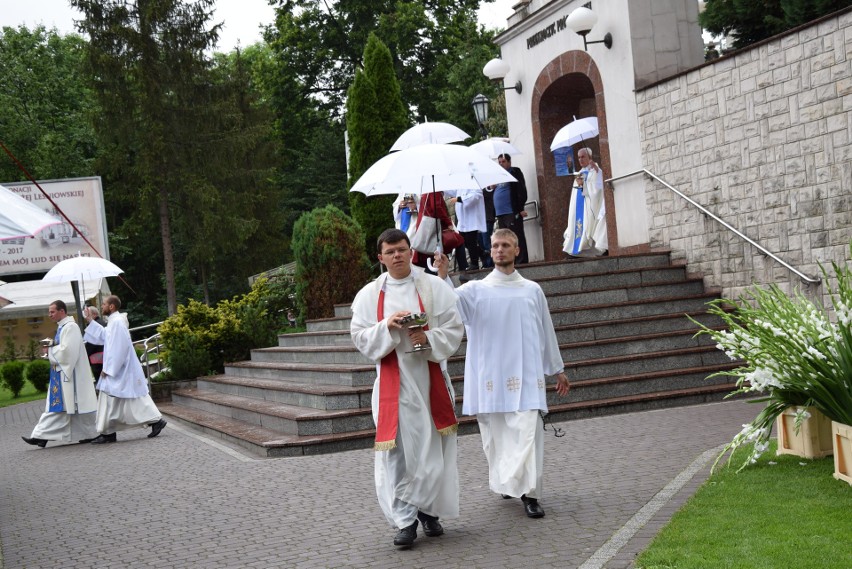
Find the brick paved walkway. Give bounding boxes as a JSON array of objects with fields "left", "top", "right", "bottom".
[{"left": 1, "top": 399, "right": 757, "bottom": 568}]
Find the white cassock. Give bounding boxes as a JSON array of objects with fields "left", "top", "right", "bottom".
[
  {"left": 562, "top": 165, "right": 608, "bottom": 256},
  {"left": 31, "top": 316, "right": 99, "bottom": 442},
  {"left": 450, "top": 269, "right": 564, "bottom": 499},
  {"left": 392, "top": 194, "right": 418, "bottom": 241},
  {"left": 453, "top": 188, "right": 486, "bottom": 233},
  {"left": 84, "top": 312, "right": 161, "bottom": 433},
  {"left": 350, "top": 266, "right": 464, "bottom": 529}
]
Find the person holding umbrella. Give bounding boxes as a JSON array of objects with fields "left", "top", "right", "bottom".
[
  {"left": 22, "top": 300, "right": 99, "bottom": 448},
  {"left": 83, "top": 295, "right": 166, "bottom": 444}
]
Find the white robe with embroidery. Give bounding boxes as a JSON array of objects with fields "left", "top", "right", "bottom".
[
  {"left": 450, "top": 269, "right": 564, "bottom": 499},
  {"left": 84, "top": 312, "right": 161, "bottom": 433},
  {"left": 31, "top": 316, "right": 98, "bottom": 442},
  {"left": 563, "top": 165, "right": 608, "bottom": 256},
  {"left": 350, "top": 266, "right": 464, "bottom": 529}
]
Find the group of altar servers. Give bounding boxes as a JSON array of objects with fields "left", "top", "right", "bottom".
[{"left": 351, "top": 226, "right": 570, "bottom": 548}]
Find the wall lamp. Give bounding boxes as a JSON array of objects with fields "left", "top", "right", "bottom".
[
  {"left": 566, "top": 6, "right": 612, "bottom": 50},
  {"left": 482, "top": 58, "right": 523, "bottom": 94}
]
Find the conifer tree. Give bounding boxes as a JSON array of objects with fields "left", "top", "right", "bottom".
[{"left": 346, "top": 33, "right": 408, "bottom": 253}]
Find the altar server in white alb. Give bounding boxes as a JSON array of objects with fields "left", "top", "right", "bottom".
[
  {"left": 83, "top": 295, "right": 166, "bottom": 444},
  {"left": 437, "top": 228, "right": 570, "bottom": 518},
  {"left": 350, "top": 228, "right": 464, "bottom": 548},
  {"left": 22, "top": 300, "right": 99, "bottom": 448}
]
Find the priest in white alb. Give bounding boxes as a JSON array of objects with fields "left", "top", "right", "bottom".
[
  {"left": 437, "top": 228, "right": 570, "bottom": 518},
  {"left": 563, "top": 147, "right": 608, "bottom": 257},
  {"left": 350, "top": 228, "right": 464, "bottom": 549},
  {"left": 83, "top": 295, "right": 166, "bottom": 444},
  {"left": 22, "top": 300, "right": 98, "bottom": 448}
]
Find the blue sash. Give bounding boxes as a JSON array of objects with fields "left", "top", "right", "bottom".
[
  {"left": 400, "top": 208, "right": 413, "bottom": 233},
  {"left": 568, "top": 177, "right": 587, "bottom": 255},
  {"left": 48, "top": 326, "right": 64, "bottom": 412}
]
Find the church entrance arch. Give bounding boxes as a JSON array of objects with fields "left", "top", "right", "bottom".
[{"left": 531, "top": 51, "right": 614, "bottom": 261}]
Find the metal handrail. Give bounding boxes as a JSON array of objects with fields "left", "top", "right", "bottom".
[{"left": 607, "top": 168, "right": 821, "bottom": 285}]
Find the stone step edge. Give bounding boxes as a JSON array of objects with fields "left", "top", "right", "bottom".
[
  {"left": 550, "top": 290, "right": 723, "bottom": 315},
  {"left": 543, "top": 277, "right": 705, "bottom": 301},
  {"left": 261, "top": 324, "right": 721, "bottom": 356},
  {"left": 569, "top": 344, "right": 722, "bottom": 367},
  {"left": 278, "top": 309, "right": 731, "bottom": 351},
  {"left": 569, "top": 362, "right": 740, "bottom": 387},
  {"left": 200, "top": 374, "right": 371, "bottom": 396},
  {"left": 172, "top": 388, "right": 369, "bottom": 421},
  {"left": 564, "top": 326, "right": 725, "bottom": 349},
  {"left": 200, "top": 361, "right": 736, "bottom": 403},
  {"left": 556, "top": 307, "right": 732, "bottom": 333},
  {"left": 161, "top": 382, "right": 734, "bottom": 452},
  {"left": 228, "top": 341, "right": 721, "bottom": 374}
]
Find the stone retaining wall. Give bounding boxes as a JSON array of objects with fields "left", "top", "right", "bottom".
[{"left": 635, "top": 8, "right": 852, "bottom": 304}]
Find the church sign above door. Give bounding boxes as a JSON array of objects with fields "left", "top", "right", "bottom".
[{"left": 526, "top": 14, "right": 569, "bottom": 50}]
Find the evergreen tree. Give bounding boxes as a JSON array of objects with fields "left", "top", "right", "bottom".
[
  {"left": 72, "top": 0, "right": 220, "bottom": 316},
  {"left": 700, "top": 0, "right": 852, "bottom": 49},
  {"left": 346, "top": 34, "right": 407, "bottom": 253}
]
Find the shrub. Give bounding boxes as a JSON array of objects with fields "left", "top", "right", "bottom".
[
  {"left": 165, "top": 333, "right": 212, "bottom": 381},
  {"left": 1, "top": 360, "right": 27, "bottom": 397},
  {"left": 25, "top": 359, "right": 50, "bottom": 392},
  {"left": 159, "top": 277, "right": 289, "bottom": 376},
  {"left": 292, "top": 205, "right": 371, "bottom": 321},
  {"left": 1, "top": 336, "right": 17, "bottom": 363}
]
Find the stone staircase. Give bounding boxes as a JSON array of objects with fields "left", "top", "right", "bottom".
[{"left": 158, "top": 250, "right": 738, "bottom": 457}]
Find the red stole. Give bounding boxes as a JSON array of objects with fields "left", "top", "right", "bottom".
[{"left": 374, "top": 283, "right": 458, "bottom": 451}]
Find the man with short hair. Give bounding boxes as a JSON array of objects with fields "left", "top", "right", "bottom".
[
  {"left": 22, "top": 300, "right": 99, "bottom": 448},
  {"left": 495, "top": 154, "right": 529, "bottom": 264},
  {"left": 436, "top": 228, "right": 570, "bottom": 518},
  {"left": 83, "top": 295, "right": 166, "bottom": 444},
  {"left": 350, "top": 228, "right": 464, "bottom": 548},
  {"left": 563, "top": 147, "right": 607, "bottom": 257}
]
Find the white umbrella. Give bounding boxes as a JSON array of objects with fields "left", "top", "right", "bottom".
[
  {"left": 43, "top": 254, "right": 124, "bottom": 283},
  {"left": 0, "top": 184, "right": 62, "bottom": 240},
  {"left": 470, "top": 137, "right": 522, "bottom": 159},
  {"left": 550, "top": 117, "right": 599, "bottom": 151},
  {"left": 390, "top": 121, "right": 470, "bottom": 151},
  {"left": 350, "top": 143, "right": 516, "bottom": 197},
  {"left": 43, "top": 254, "right": 124, "bottom": 324}
]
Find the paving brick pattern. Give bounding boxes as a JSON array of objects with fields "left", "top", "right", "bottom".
[{"left": 2, "top": 398, "right": 757, "bottom": 568}]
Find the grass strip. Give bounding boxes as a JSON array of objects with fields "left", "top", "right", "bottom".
[{"left": 636, "top": 440, "right": 851, "bottom": 569}]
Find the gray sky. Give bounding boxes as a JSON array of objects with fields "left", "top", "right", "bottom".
[{"left": 0, "top": 0, "right": 515, "bottom": 52}]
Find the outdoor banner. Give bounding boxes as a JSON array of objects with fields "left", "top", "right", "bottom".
[
  {"left": 0, "top": 177, "right": 109, "bottom": 277},
  {"left": 554, "top": 146, "right": 575, "bottom": 177}
]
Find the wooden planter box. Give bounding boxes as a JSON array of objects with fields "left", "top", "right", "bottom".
[
  {"left": 832, "top": 421, "right": 852, "bottom": 486},
  {"left": 775, "top": 406, "right": 834, "bottom": 459}
]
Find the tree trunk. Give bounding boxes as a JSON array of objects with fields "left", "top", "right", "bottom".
[
  {"left": 201, "top": 264, "right": 210, "bottom": 306},
  {"left": 159, "top": 186, "right": 178, "bottom": 315}
]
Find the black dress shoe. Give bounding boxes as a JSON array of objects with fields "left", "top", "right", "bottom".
[
  {"left": 417, "top": 511, "right": 444, "bottom": 537},
  {"left": 148, "top": 419, "right": 167, "bottom": 438},
  {"left": 78, "top": 438, "right": 96, "bottom": 444},
  {"left": 90, "top": 433, "right": 117, "bottom": 444},
  {"left": 22, "top": 436, "right": 47, "bottom": 448},
  {"left": 501, "top": 494, "right": 514, "bottom": 499},
  {"left": 393, "top": 520, "right": 418, "bottom": 547},
  {"left": 521, "top": 496, "right": 545, "bottom": 518}
]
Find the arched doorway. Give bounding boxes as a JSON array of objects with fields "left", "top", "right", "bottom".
[{"left": 531, "top": 51, "right": 615, "bottom": 261}]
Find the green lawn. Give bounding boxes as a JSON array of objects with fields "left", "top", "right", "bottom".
[
  {"left": 636, "top": 441, "right": 851, "bottom": 569},
  {"left": 0, "top": 383, "right": 45, "bottom": 408}
]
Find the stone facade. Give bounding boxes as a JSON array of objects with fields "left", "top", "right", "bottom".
[{"left": 635, "top": 9, "right": 852, "bottom": 304}]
